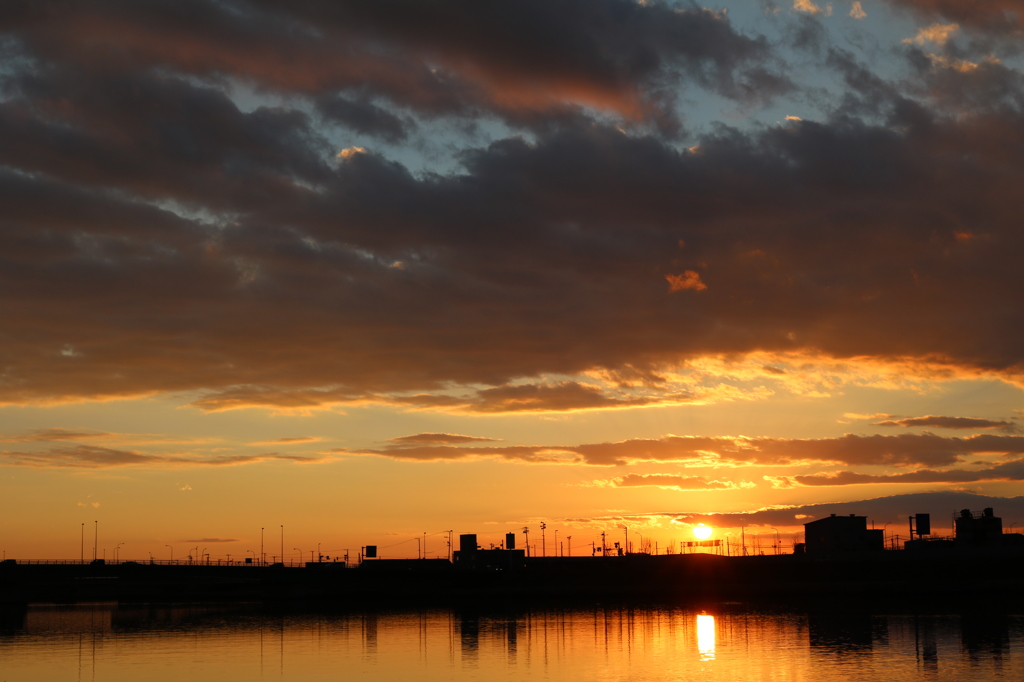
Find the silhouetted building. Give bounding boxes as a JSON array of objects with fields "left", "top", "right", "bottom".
[
  {"left": 453, "top": 533, "right": 525, "bottom": 570},
  {"left": 804, "top": 514, "right": 884, "bottom": 553},
  {"left": 955, "top": 508, "right": 1003, "bottom": 546}
]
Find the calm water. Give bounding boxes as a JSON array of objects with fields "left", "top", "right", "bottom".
[{"left": 1, "top": 603, "right": 1021, "bottom": 681}]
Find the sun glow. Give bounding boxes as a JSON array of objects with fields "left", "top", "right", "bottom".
[{"left": 692, "top": 524, "right": 713, "bottom": 540}]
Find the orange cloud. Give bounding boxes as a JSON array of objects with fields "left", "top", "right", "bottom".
[{"left": 665, "top": 271, "right": 708, "bottom": 292}]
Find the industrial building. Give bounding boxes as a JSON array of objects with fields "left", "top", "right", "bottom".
[{"left": 802, "top": 514, "right": 884, "bottom": 554}]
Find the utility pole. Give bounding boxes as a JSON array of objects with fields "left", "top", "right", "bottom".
[
  {"left": 523, "top": 527, "right": 530, "bottom": 557},
  {"left": 567, "top": 536, "right": 572, "bottom": 557},
  {"left": 540, "top": 523, "right": 547, "bottom": 557}
]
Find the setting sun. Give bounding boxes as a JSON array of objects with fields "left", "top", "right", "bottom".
[{"left": 693, "top": 524, "right": 713, "bottom": 540}]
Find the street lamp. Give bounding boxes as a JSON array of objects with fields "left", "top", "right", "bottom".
[
  {"left": 540, "top": 522, "right": 547, "bottom": 557},
  {"left": 166, "top": 545, "right": 173, "bottom": 562},
  {"left": 248, "top": 549, "right": 257, "bottom": 564},
  {"left": 771, "top": 527, "right": 781, "bottom": 555},
  {"left": 115, "top": 543, "right": 124, "bottom": 563},
  {"left": 294, "top": 548, "right": 302, "bottom": 566},
  {"left": 201, "top": 547, "right": 207, "bottom": 565}
]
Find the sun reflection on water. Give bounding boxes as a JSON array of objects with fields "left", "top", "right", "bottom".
[{"left": 697, "top": 614, "right": 716, "bottom": 661}]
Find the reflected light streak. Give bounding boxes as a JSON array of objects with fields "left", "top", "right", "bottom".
[{"left": 697, "top": 614, "right": 716, "bottom": 660}]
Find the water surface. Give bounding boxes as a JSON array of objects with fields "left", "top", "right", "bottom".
[{"left": 1, "top": 603, "right": 1021, "bottom": 681}]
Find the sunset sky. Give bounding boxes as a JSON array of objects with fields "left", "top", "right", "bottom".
[{"left": 3, "top": 0, "right": 1024, "bottom": 562}]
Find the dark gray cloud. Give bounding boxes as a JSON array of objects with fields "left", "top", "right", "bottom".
[
  {"left": 2, "top": 0, "right": 783, "bottom": 134},
  {"left": 783, "top": 457, "right": 1024, "bottom": 486},
  {"left": 315, "top": 94, "right": 413, "bottom": 142},
  {"left": 885, "top": 1, "right": 1024, "bottom": 32},
  {"left": 1, "top": 0, "right": 1024, "bottom": 410}
]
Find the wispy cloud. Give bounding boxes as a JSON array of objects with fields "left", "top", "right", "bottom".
[
  {"left": 0, "top": 445, "right": 330, "bottom": 469},
  {"left": 873, "top": 415, "right": 1017, "bottom": 431},
  {"left": 387, "top": 433, "right": 500, "bottom": 446},
  {"left": 772, "top": 457, "right": 1024, "bottom": 487},
  {"left": 594, "top": 473, "right": 756, "bottom": 491},
  {"left": 248, "top": 436, "right": 324, "bottom": 445},
  {"left": 340, "top": 433, "right": 1024, "bottom": 468}
]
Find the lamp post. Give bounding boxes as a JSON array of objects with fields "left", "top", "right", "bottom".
[
  {"left": 280, "top": 526, "right": 284, "bottom": 566},
  {"left": 294, "top": 548, "right": 302, "bottom": 566},
  {"left": 567, "top": 536, "right": 572, "bottom": 557},
  {"left": 248, "top": 549, "right": 257, "bottom": 564},
  {"left": 771, "top": 527, "right": 781, "bottom": 555},
  {"left": 201, "top": 547, "right": 207, "bottom": 565},
  {"left": 80, "top": 523, "right": 84, "bottom": 563},
  {"left": 261, "top": 527, "right": 265, "bottom": 565},
  {"left": 115, "top": 543, "right": 124, "bottom": 563},
  {"left": 540, "top": 523, "right": 547, "bottom": 557},
  {"left": 554, "top": 530, "right": 559, "bottom": 556},
  {"left": 93, "top": 520, "right": 98, "bottom": 561},
  {"left": 166, "top": 545, "right": 173, "bottom": 562},
  {"left": 523, "top": 527, "right": 530, "bottom": 557}
]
